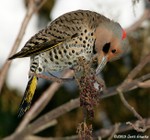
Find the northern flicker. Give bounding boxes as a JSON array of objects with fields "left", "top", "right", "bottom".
[{"left": 9, "top": 10, "right": 127, "bottom": 117}]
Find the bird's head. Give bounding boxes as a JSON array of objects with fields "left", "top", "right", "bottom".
[{"left": 94, "top": 21, "right": 128, "bottom": 74}]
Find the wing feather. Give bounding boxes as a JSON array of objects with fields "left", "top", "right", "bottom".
[{"left": 9, "top": 33, "right": 78, "bottom": 59}]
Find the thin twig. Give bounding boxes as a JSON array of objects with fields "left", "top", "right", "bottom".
[
  {"left": 117, "top": 89, "right": 147, "bottom": 132},
  {"left": 126, "top": 120, "right": 149, "bottom": 133},
  {"left": 138, "top": 80, "right": 150, "bottom": 88},
  {"left": 108, "top": 123, "right": 120, "bottom": 140},
  {"left": 29, "top": 72, "right": 74, "bottom": 83},
  {"left": 32, "top": 119, "right": 57, "bottom": 134},
  {"left": 118, "top": 89, "right": 143, "bottom": 121}
]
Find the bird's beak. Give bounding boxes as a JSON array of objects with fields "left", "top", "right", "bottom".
[{"left": 96, "top": 55, "right": 108, "bottom": 75}]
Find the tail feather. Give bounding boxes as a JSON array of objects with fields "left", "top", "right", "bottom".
[{"left": 18, "top": 75, "right": 38, "bottom": 117}]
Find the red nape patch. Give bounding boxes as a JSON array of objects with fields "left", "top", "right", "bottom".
[{"left": 122, "top": 29, "right": 126, "bottom": 40}]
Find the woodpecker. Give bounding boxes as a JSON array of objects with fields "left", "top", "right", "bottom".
[{"left": 9, "top": 10, "right": 127, "bottom": 117}]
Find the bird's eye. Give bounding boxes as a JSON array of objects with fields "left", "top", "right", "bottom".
[
  {"left": 102, "top": 42, "right": 110, "bottom": 54},
  {"left": 111, "top": 49, "right": 116, "bottom": 53}
]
